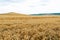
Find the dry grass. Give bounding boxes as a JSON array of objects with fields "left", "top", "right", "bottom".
[{"left": 0, "top": 14, "right": 60, "bottom": 40}]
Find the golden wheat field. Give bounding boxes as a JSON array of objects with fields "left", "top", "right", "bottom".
[{"left": 0, "top": 13, "right": 60, "bottom": 40}]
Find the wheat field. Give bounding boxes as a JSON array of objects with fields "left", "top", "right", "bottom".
[{"left": 0, "top": 13, "right": 60, "bottom": 40}]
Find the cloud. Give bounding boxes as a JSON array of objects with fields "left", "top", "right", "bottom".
[
  {"left": 0, "top": 0, "right": 60, "bottom": 14},
  {"left": 40, "top": 0, "right": 49, "bottom": 2}
]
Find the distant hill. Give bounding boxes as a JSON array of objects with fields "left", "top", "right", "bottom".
[
  {"left": 0, "top": 12, "right": 28, "bottom": 16},
  {"left": 31, "top": 13, "right": 60, "bottom": 16},
  {"left": 51, "top": 13, "right": 60, "bottom": 15}
]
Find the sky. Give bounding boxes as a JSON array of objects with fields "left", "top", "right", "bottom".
[{"left": 0, "top": 0, "right": 60, "bottom": 14}]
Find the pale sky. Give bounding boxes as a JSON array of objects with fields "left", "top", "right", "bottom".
[{"left": 0, "top": 0, "right": 60, "bottom": 14}]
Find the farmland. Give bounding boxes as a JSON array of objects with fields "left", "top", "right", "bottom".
[{"left": 0, "top": 13, "right": 60, "bottom": 40}]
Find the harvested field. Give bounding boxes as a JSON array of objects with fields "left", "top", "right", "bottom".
[{"left": 0, "top": 13, "right": 60, "bottom": 40}]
